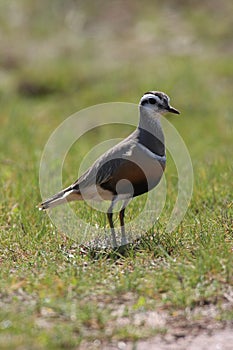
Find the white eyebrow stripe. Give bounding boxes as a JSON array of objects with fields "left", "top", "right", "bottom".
[{"left": 140, "top": 94, "right": 161, "bottom": 104}]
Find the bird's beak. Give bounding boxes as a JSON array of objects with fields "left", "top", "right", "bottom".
[{"left": 167, "top": 106, "right": 180, "bottom": 114}]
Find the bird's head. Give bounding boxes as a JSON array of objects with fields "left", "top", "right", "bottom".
[{"left": 139, "top": 91, "right": 180, "bottom": 115}]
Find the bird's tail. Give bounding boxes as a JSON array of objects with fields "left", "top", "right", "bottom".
[{"left": 39, "top": 187, "right": 81, "bottom": 210}]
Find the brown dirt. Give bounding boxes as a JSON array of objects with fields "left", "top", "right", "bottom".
[
  {"left": 79, "top": 301, "right": 233, "bottom": 350},
  {"left": 122, "top": 328, "right": 233, "bottom": 350}
]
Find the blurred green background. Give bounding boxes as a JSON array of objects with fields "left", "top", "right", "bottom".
[
  {"left": 1, "top": 0, "right": 232, "bottom": 206},
  {"left": 0, "top": 1, "right": 232, "bottom": 349}
]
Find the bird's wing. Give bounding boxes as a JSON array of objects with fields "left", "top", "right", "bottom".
[{"left": 71, "top": 139, "right": 135, "bottom": 191}]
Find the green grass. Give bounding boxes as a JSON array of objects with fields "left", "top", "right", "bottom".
[{"left": 0, "top": 1, "right": 233, "bottom": 349}]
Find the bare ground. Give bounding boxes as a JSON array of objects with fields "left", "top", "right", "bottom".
[
  {"left": 122, "top": 328, "right": 233, "bottom": 350},
  {"left": 79, "top": 301, "right": 233, "bottom": 350}
]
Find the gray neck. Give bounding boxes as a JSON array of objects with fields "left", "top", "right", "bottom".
[{"left": 137, "top": 107, "right": 165, "bottom": 156}]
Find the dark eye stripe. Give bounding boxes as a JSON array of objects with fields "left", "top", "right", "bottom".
[
  {"left": 149, "top": 98, "right": 156, "bottom": 104},
  {"left": 141, "top": 99, "right": 148, "bottom": 106}
]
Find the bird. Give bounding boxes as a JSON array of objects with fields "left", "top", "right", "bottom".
[{"left": 39, "top": 91, "right": 180, "bottom": 247}]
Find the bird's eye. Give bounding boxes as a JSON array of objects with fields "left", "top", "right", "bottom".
[{"left": 149, "top": 98, "right": 156, "bottom": 104}]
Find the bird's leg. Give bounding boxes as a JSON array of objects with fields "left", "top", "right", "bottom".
[
  {"left": 119, "top": 208, "right": 126, "bottom": 245},
  {"left": 119, "top": 199, "right": 131, "bottom": 246},
  {"left": 107, "top": 212, "right": 117, "bottom": 247},
  {"left": 107, "top": 198, "right": 117, "bottom": 247}
]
